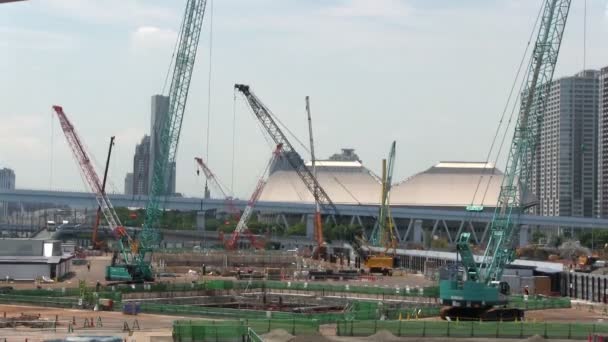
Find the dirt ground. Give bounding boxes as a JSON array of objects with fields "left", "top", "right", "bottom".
[
  {"left": 6, "top": 255, "right": 434, "bottom": 291},
  {"left": 0, "top": 303, "right": 181, "bottom": 341},
  {"left": 526, "top": 306, "right": 608, "bottom": 323}
]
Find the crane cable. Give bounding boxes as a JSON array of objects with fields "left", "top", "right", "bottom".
[
  {"left": 583, "top": 0, "right": 587, "bottom": 71},
  {"left": 231, "top": 89, "right": 237, "bottom": 196},
  {"left": 469, "top": 1, "right": 545, "bottom": 208},
  {"left": 205, "top": 0, "right": 215, "bottom": 195}
]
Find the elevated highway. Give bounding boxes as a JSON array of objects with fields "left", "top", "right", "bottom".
[{"left": 2, "top": 188, "right": 608, "bottom": 245}]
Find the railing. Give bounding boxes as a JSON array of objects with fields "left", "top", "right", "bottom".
[
  {"left": 173, "top": 319, "right": 318, "bottom": 341},
  {"left": 10, "top": 280, "right": 439, "bottom": 299},
  {"left": 247, "top": 327, "right": 264, "bottom": 342},
  {"left": 337, "top": 320, "right": 608, "bottom": 339}
]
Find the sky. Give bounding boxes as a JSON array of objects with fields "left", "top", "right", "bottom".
[{"left": 0, "top": 0, "right": 607, "bottom": 199}]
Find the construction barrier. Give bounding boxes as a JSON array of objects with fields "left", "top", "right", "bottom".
[
  {"left": 0, "top": 294, "right": 79, "bottom": 308},
  {"left": 173, "top": 319, "right": 319, "bottom": 341},
  {"left": 509, "top": 295, "right": 571, "bottom": 310},
  {"left": 336, "top": 320, "right": 608, "bottom": 339},
  {"left": 9, "top": 280, "right": 439, "bottom": 298},
  {"left": 138, "top": 301, "right": 368, "bottom": 323}
]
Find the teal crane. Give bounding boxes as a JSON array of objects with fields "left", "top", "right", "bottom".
[
  {"left": 439, "top": 0, "right": 571, "bottom": 321},
  {"left": 106, "top": 0, "right": 208, "bottom": 282},
  {"left": 370, "top": 141, "right": 397, "bottom": 249}
]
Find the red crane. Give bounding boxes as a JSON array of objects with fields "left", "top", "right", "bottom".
[
  {"left": 52, "top": 106, "right": 133, "bottom": 261},
  {"left": 194, "top": 157, "right": 239, "bottom": 218},
  {"left": 226, "top": 144, "right": 283, "bottom": 250}
]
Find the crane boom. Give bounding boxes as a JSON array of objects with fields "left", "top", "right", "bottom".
[
  {"left": 195, "top": 157, "right": 229, "bottom": 198},
  {"left": 52, "top": 106, "right": 132, "bottom": 263},
  {"left": 234, "top": 84, "right": 338, "bottom": 216},
  {"left": 141, "top": 0, "right": 207, "bottom": 252},
  {"left": 227, "top": 144, "right": 283, "bottom": 249},
  {"left": 92, "top": 136, "right": 115, "bottom": 249},
  {"left": 195, "top": 156, "right": 240, "bottom": 219},
  {"left": 370, "top": 141, "right": 396, "bottom": 249},
  {"left": 439, "top": 0, "right": 571, "bottom": 320},
  {"left": 305, "top": 96, "right": 324, "bottom": 246}
]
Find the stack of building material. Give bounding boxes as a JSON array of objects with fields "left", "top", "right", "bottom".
[{"left": 534, "top": 276, "right": 551, "bottom": 296}]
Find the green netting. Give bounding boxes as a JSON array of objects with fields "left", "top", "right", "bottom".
[
  {"left": 140, "top": 302, "right": 347, "bottom": 323},
  {"left": 508, "top": 295, "right": 571, "bottom": 310},
  {"left": 336, "top": 320, "right": 608, "bottom": 339},
  {"left": 9, "top": 280, "right": 439, "bottom": 299},
  {"left": 0, "top": 294, "right": 79, "bottom": 308},
  {"left": 247, "top": 328, "right": 264, "bottom": 342},
  {"left": 173, "top": 319, "right": 319, "bottom": 341}
]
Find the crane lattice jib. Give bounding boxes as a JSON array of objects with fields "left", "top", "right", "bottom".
[
  {"left": 228, "top": 144, "right": 283, "bottom": 248},
  {"left": 478, "top": 0, "right": 571, "bottom": 284},
  {"left": 52, "top": 106, "right": 133, "bottom": 263},
  {"left": 370, "top": 141, "right": 396, "bottom": 247},
  {"left": 141, "top": 0, "right": 207, "bottom": 251},
  {"left": 234, "top": 84, "right": 338, "bottom": 215},
  {"left": 195, "top": 157, "right": 228, "bottom": 198}
]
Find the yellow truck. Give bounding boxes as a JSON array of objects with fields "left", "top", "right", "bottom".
[{"left": 365, "top": 256, "right": 394, "bottom": 276}]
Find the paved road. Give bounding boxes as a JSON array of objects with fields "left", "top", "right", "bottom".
[{"left": 31, "top": 228, "right": 53, "bottom": 239}]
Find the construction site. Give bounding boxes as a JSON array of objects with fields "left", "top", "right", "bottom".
[{"left": 1, "top": 0, "right": 608, "bottom": 341}]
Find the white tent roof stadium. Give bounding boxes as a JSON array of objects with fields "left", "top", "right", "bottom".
[{"left": 258, "top": 159, "right": 504, "bottom": 209}]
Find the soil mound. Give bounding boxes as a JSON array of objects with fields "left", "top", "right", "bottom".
[
  {"left": 366, "top": 329, "right": 402, "bottom": 341},
  {"left": 262, "top": 329, "right": 295, "bottom": 342}
]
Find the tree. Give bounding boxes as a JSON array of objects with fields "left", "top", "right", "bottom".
[
  {"left": 286, "top": 223, "right": 306, "bottom": 236},
  {"left": 531, "top": 230, "right": 546, "bottom": 244}
]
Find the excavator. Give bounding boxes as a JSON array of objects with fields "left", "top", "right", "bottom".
[{"left": 439, "top": 0, "right": 571, "bottom": 321}]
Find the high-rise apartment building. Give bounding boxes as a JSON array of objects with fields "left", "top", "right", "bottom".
[
  {"left": 597, "top": 67, "right": 608, "bottom": 217},
  {"left": 149, "top": 95, "right": 176, "bottom": 195},
  {"left": 124, "top": 173, "right": 133, "bottom": 195},
  {"left": 0, "top": 168, "right": 15, "bottom": 190},
  {"left": 133, "top": 135, "right": 151, "bottom": 195},
  {"left": 533, "top": 70, "right": 599, "bottom": 218},
  {"left": 0, "top": 168, "right": 15, "bottom": 217}
]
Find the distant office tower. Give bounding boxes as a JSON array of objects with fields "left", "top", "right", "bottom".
[
  {"left": 133, "top": 135, "right": 151, "bottom": 195},
  {"left": 0, "top": 167, "right": 15, "bottom": 217},
  {"left": 533, "top": 70, "right": 599, "bottom": 217},
  {"left": 124, "top": 173, "right": 133, "bottom": 195},
  {"left": 598, "top": 67, "right": 608, "bottom": 217},
  {"left": 149, "top": 95, "right": 176, "bottom": 195}
]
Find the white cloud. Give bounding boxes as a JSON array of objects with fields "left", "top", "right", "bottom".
[
  {"left": 130, "top": 26, "right": 177, "bottom": 50},
  {"left": 325, "top": 0, "right": 409, "bottom": 19}
]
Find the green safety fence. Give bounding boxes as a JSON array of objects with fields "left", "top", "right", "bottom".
[
  {"left": 336, "top": 320, "right": 608, "bottom": 340},
  {"left": 8, "top": 280, "right": 439, "bottom": 298},
  {"left": 173, "top": 319, "right": 319, "bottom": 341},
  {"left": 0, "top": 294, "right": 79, "bottom": 308},
  {"left": 509, "top": 295, "right": 571, "bottom": 310},
  {"left": 247, "top": 328, "right": 264, "bottom": 342},
  {"left": 139, "top": 302, "right": 359, "bottom": 323}
]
